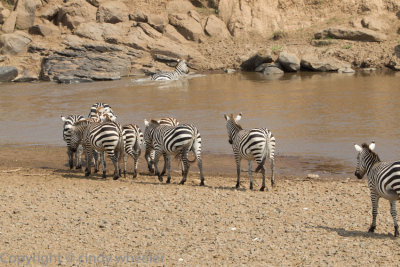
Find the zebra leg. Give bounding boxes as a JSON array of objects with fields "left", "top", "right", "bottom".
[
  {"left": 100, "top": 152, "right": 106, "bottom": 179},
  {"left": 235, "top": 158, "right": 242, "bottom": 189},
  {"left": 160, "top": 152, "right": 167, "bottom": 176},
  {"left": 108, "top": 152, "right": 119, "bottom": 180},
  {"left": 84, "top": 146, "right": 93, "bottom": 177},
  {"left": 93, "top": 150, "right": 99, "bottom": 173},
  {"left": 192, "top": 140, "right": 205, "bottom": 186},
  {"left": 166, "top": 155, "right": 171, "bottom": 184},
  {"left": 67, "top": 148, "right": 74, "bottom": 169},
  {"left": 123, "top": 150, "right": 128, "bottom": 178},
  {"left": 260, "top": 166, "right": 266, "bottom": 191},
  {"left": 248, "top": 161, "right": 253, "bottom": 190},
  {"left": 368, "top": 194, "right": 379, "bottom": 233},
  {"left": 179, "top": 150, "right": 189, "bottom": 185},
  {"left": 270, "top": 158, "right": 275, "bottom": 187},
  {"left": 390, "top": 201, "right": 399, "bottom": 237},
  {"left": 76, "top": 145, "right": 83, "bottom": 169},
  {"left": 132, "top": 153, "right": 139, "bottom": 178},
  {"left": 153, "top": 150, "right": 163, "bottom": 182},
  {"left": 197, "top": 156, "right": 205, "bottom": 186}
]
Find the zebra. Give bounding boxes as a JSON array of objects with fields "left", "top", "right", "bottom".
[
  {"left": 61, "top": 114, "right": 86, "bottom": 169},
  {"left": 122, "top": 124, "right": 144, "bottom": 178},
  {"left": 70, "top": 119, "right": 124, "bottom": 180},
  {"left": 151, "top": 60, "right": 189, "bottom": 81},
  {"left": 88, "top": 102, "right": 117, "bottom": 122},
  {"left": 224, "top": 113, "right": 275, "bottom": 191},
  {"left": 144, "top": 117, "right": 179, "bottom": 175},
  {"left": 354, "top": 141, "right": 400, "bottom": 237},
  {"left": 143, "top": 120, "right": 204, "bottom": 185}
]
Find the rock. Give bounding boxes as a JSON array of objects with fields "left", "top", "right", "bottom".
[
  {"left": 0, "top": 31, "right": 32, "bottom": 55},
  {"left": 310, "top": 39, "right": 336, "bottom": 47},
  {"left": 129, "top": 11, "right": 147, "bottom": 22},
  {"left": 138, "top": 22, "right": 162, "bottom": 39},
  {"left": 15, "top": 0, "right": 38, "bottom": 30},
  {"left": 38, "top": 4, "right": 60, "bottom": 21},
  {"left": 314, "top": 27, "right": 386, "bottom": 42},
  {"left": 204, "top": 15, "right": 231, "bottom": 39},
  {"left": 361, "top": 17, "right": 387, "bottom": 31},
  {"left": 386, "top": 58, "right": 400, "bottom": 71},
  {"left": 40, "top": 45, "right": 135, "bottom": 83},
  {"left": 0, "top": 55, "right": 7, "bottom": 62},
  {"left": 0, "top": 66, "right": 18, "bottom": 82},
  {"left": 169, "top": 13, "right": 203, "bottom": 42},
  {"left": 96, "top": 1, "right": 128, "bottom": 24},
  {"left": 225, "top": 68, "right": 235, "bottom": 73},
  {"left": 164, "top": 24, "right": 188, "bottom": 44},
  {"left": 240, "top": 51, "right": 273, "bottom": 71},
  {"left": 307, "top": 173, "right": 319, "bottom": 179},
  {"left": 277, "top": 52, "right": 300, "bottom": 72},
  {"left": 56, "top": 0, "right": 97, "bottom": 30},
  {"left": 301, "top": 56, "right": 350, "bottom": 72},
  {"left": 2, "top": 11, "right": 17, "bottom": 33},
  {"left": 0, "top": 7, "right": 10, "bottom": 24},
  {"left": 262, "top": 63, "right": 284, "bottom": 75},
  {"left": 166, "top": 0, "right": 195, "bottom": 13},
  {"left": 147, "top": 14, "right": 168, "bottom": 33},
  {"left": 29, "top": 24, "right": 59, "bottom": 37},
  {"left": 338, "top": 67, "right": 355, "bottom": 73},
  {"left": 13, "top": 69, "right": 38, "bottom": 82},
  {"left": 123, "top": 26, "right": 155, "bottom": 50},
  {"left": 75, "top": 22, "right": 104, "bottom": 41}
]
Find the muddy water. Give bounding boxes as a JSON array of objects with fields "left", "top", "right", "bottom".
[{"left": 1, "top": 71, "right": 400, "bottom": 174}]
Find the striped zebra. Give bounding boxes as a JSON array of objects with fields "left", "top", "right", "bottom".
[
  {"left": 151, "top": 60, "right": 189, "bottom": 81},
  {"left": 144, "top": 117, "right": 179, "bottom": 175},
  {"left": 88, "top": 102, "right": 117, "bottom": 122},
  {"left": 354, "top": 142, "right": 400, "bottom": 237},
  {"left": 224, "top": 113, "right": 275, "bottom": 191},
  {"left": 143, "top": 120, "right": 204, "bottom": 185},
  {"left": 122, "top": 124, "right": 144, "bottom": 178},
  {"left": 61, "top": 114, "right": 86, "bottom": 169},
  {"left": 70, "top": 120, "right": 124, "bottom": 180}
]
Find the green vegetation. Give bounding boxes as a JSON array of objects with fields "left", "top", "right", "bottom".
[
  {"left": 343, "top": 44, "right": 351, "bottom": 49},
  {"left": 271, "top": 45, "right": 284, "bottom": 52},
  {"left": 271, "top": 30, "right": 287, "bottom": 40}
]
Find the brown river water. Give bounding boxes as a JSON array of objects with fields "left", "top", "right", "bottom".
[{"left": 0, "top": 71, "right": 399, "bottom": 176}]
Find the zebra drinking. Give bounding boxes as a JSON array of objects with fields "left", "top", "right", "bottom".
[
  {"left": 122, "top": 124, "right": 143, "bottom": 178},
  {"left": 143, "top": 120, "right": 204, "bottom": 185},
  {"left": 151, "top": 60, "right": 189, "bottom": 81},
  {"left": 61, "top": 114, "right": 86, "bottom": 169},
  {"left": 144, "top": 117, "right": 179, "bottom": 175},
  {"left": 89, "top": 102, "right": 117, "bottom": 122},
  {"left": 70, "top": 120, "right": 124, "bottom": 180},
  {"left": 354, "top": 142, "right": 400, "bottom": 237},
  {"left": 224, "top": 113, "right": 275, "bottom": 191}
]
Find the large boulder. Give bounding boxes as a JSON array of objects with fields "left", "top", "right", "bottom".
[
  {"left": 301, "top": 55, "right": 350, "bottom": 72},
  {"left": 169, "top": 13, "right": 203, "bottom": 42},
  {"left": 56, "top": 0, "right": 97, "bottom": 30},
  {"left": 38, "top": 4, "right": 60, "bottom": 21},
  {"left": 277, "top": 52, "right": 300, "bottom": 72},
  {"left": 96, "top": 1, "right": 128, "bottom": 24},
  {"left": 2, "top": 11, "right": 17, "bottom": 33},
  {"left": 0, "top": 66, "right": 18, "bottom": 82},
  {"left": 0, "top": 31, "right": 32, "bottom": 55},
  {"left": 147, "top": 14, "right": 168, "bottom": 33},
  {"left": 240, "top": 51, "right": 273, "bottom": 71},
  {"left": 0, "top": 3, "right": 10, "bottom": 24},
  {"left": 166, "top": 0, "right": 195, "bottom": 13},
  {"left": 74, "top": 22, "right": 104, "bottom": 41},
  {"left": 204, "top": 15, "right": 231, "bottom": 39},
  {"left": 29, "top": 23, "right": 60, "bottom": 37},
  {"left": 15, "top": 0, "right": 38, "bottom": 30},
  {"left": 314, "top": 27, "right": 387, "bottom": 42},
  {"left": 164, "top": 24, "right": 188, "bottom": 44}
]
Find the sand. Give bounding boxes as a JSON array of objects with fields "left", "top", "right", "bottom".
[{"left": 0, "top": 145, "right": 399, "bottom": 266}]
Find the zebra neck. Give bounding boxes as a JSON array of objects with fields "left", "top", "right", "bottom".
[{"left": 366, "top": 156, "right": 381, "bottom": 176}]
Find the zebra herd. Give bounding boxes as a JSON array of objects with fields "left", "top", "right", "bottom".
[{"left": 61, "top": 102, "right": 400, "bottom": 237}]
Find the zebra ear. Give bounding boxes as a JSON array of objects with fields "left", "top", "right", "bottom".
[
  {"left": 144, "top": 119, "right": 149, "bottom": 126},
  {"left": 61, "top": 115, "right": 67, "bottom": 122},
  {"left": 235, "top": 113, "right": 242, "bottom": 122},
  {"left": 354, "top": 144, "right": 362, "bottom": 152},
  {"left": 224, "top": 114, "right": 229, "bottom": 121},
  {"left": 369, "top": 141, "right": 375, "bottom": 151}
]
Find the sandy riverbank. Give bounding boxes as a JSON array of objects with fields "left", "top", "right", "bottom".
[{"left": 0, "top": 145, "right": 399, "bottom": 266}]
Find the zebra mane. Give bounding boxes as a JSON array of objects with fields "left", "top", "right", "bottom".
[
  {"left": 150, "top": 119, "right": 160, "bottom": 125},
  {"left": 361, "top": 143, "right": 381, "bottom": 161},
  {"left": 231, "top": 114, "right": 243, "bottom": 130}
]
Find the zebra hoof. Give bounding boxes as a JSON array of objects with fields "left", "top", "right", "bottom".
[
  {"left": 102, "top": 172, "right": 106, "bottom": 179},
  {"left": 260, "top": 187, "right": 265, "bottom": 191},
  {"left": 200, "top": 181, "right": 205, "bottom": 186},
  {"left": 395, "top": 226, "right": 399, "bottom": 237},
  {"left": 235, "top": 183, "right": 240, "bottom": 189},
  {"left": 132, "top": 172, "right": 137, "bottom": 179},
  {"left": 94, "top": 168, "right": 99, "bottom": 173},
  {"left": 158, "top": 177, "right": 163, "bottom": 182},
  {"left": 76, "top": 165, "right": 82, "bottom": 170},
  {"left": 166, "top": 179, "right": 171, "bottom": 184},
  {"left": 250, "top": 184, "right": 253, "bottom": 190},
  {"left": 368, "top": 226, "right": 376, "bottom": 233},
  {"left": 85, "top": 171, "right": 90, "bottom": 177},
  {"left": 179, "top": 181, "right": 185, "bottom": 185},
  {"left": 113, "top": 176, "right": 119, "bottom": 180}
]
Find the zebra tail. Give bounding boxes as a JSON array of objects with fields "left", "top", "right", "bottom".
[{"left": 255, "top": 138, "right": 269, "bottom": 173}]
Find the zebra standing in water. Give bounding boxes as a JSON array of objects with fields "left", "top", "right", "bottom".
[
  {"left": 61, "top": 114, "right": 86, "bottom": 169},
  {"left": 144, "top": 117, "right": 179, "bottom": 175},
  {"left": 224, "top": 113, "right": 275, "bottom": 191},
  {"left": 151, "top": 60, "right": 189, "bottom": 81},
  {"left": 144, "top": 120, "right": 204, "bottom": 185},
  {"left": 70, "top": 119, "right": 124, "bottom": 180},
  {"left": 354, "top": 142, "right": 400, "bottom": 237},
  {"left": 88, "top": 102, "right": 117, "bottom": 121},
  {"left": 122, "top": 124, "right": 143, "bottom": 178}
]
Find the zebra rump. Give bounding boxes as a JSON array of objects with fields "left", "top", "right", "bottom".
[
  {"left": 122, "top": 124, "right": 143, "bottom": 178},
  {"left": 88, "top": 102, "right": 117, "bottom": 122},
  {"left": 61, "top": 114, "right": 85, "bottom": 169}
]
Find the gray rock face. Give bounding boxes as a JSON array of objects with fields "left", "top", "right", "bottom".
[
  {"left": 261, "top": 63, "right": 284, "bottom": 75},
  {"left": 278, "top": 52, "right": 300, "bottom": 72},
  {"left": 0, "top": 31, "right": 32, "bottom": 55},
  {"left": 0, "top": 66, "right": 18, "bottom": 82},
  {"left": 301, "top": 56, "right": 350, "bottom": 72},
  {"left": 40, "top": 43, "right": 140, "bottom": 83},
  {"left": 15, "top": 0, "right": 37, "bottom": 30},
  {"left": 314, "top": 27, "right": 386, "bottom": 42},
  {"left": 241, "top": 51, "right": 273, "bottom": 71},
  {"left": 204, "top": 15, "right": 231, "bottom": 39},
  {"left": 169, "top": 13, "right": 203, "bottom": 41},
  {"left": 96, "top": 1, "right": 128, "bottom": 24}
]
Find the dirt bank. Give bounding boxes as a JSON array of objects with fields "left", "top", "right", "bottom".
[{"left": 0, "top": 145, "right": 399, "bottom": 266}]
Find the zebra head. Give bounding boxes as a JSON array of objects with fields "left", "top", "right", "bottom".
[
  {"left": 354, "top": 141, "right": 378, "bottom": 179},
  {"left": 69, "top": 120, "right": 90, "bottom": 152},
  {"left": 176, "top": 60, "right": 189, "bottom": 75},
  {"left": 224, "top": 113, "right": 243, "bottom": 144}
]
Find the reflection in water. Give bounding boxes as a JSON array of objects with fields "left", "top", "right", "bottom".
[{"left": 1, "top": 71, "right": 400, "bottom": 167}]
